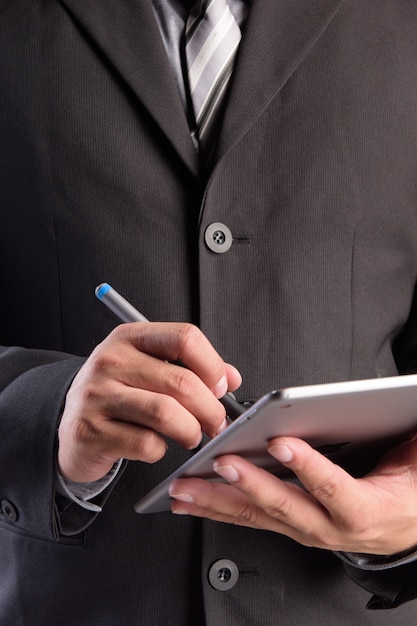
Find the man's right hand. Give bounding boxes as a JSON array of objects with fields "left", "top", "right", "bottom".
[{"left": 57, "top": 322, "right": 242, "bottom": 483}]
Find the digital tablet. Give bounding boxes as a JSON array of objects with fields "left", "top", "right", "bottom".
[{"left": 134, "top": 374, "right": 417, "bottom": 514}]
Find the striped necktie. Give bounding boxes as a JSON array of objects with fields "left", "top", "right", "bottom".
[{"left": 185, "top": 0, "right": 242, "bottom": 156}]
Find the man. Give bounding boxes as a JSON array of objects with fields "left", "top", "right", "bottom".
[{"left": 1, "top": 0, "right": 417, "bottom": 624}]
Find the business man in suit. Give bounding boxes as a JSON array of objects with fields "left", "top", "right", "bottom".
[{"left": 1, "top": 0, "right": 417, "bottom": 624}]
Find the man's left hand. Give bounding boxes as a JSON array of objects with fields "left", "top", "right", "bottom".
[{"left": 169, "top": 435, "right": 417, "bottom": 555}]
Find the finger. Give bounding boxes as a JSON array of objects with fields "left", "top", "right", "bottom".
[
  {"left": 86, "top": 332, "right": 229, "bottom": 438},
  {"left": 267, "top": 437, "right": 366, "bottom": 524},
  {"left": 117, "top": 322, "right": 234, "bottom": 398},
  {"left": 169, "top": 456, "right": 372, "bottom": 550},
  {"left": 212, "top": 455, "right": 335, "bottom": 541},
  {"left": 269, "top": 440, "right": 417, "bottom": 553},
  {"left": 88, "top": 381, "right": 206, "bottom": 449},
  {"left": 224, "top": 363, "right": 243, "bottom": 392},
  {"left": 127, "top": 357, "right": 228, "bottom": 436},
  {"left": 169, "top": 462, "right": 328, "bottom": 546},
  {"left": 169, "top": 478, "right": 276, "bottom": 529},
  {"left": 59, "top": 418, "right": 168, "bottom": 482}
]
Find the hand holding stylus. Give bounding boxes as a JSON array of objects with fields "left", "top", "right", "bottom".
[
  {"left": 95, "top": 283, "right": 245, "bottom": 421},
  {"left": 57, "top": 285, "right": 242, "bottom": 483}
]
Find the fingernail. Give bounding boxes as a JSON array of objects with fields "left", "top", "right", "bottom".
[
  {"left": 269, "top": 444, "right": 294, "bottom": 463},
  {"left": 172, "top": 508, "right": 190, "bottom": 515},
  {"left": 168, "top": 488, "right": 194, "bottom": 503},
  {"left": 190, "top": 432, "right": 203, "bottom": 449},
  {"left": 213, "top": 462, "right": 240, "bottom": 483},
  {"left": 216, "top": 418, "right": 228, "bottom": 436},
  {"left": 229, "top": 364, "right": 243, "bottom": 386},
  {"left": 213, "top": 375, "right": 228, "bottom": 399}
]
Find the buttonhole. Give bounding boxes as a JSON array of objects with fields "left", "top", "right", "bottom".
[
  {"left": 232, "top": 236, "right": 251, "bottom": 244},
  {"left": 239, "top": 568, "right": 260, "bottom": 577}
]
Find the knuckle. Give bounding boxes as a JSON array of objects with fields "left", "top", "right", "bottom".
[
  {"left": 309, "top": 477, "right": 339, "bottom": 500},
  {"left": 315, "top": 529, "right": 339, "bottom": 550},
  {"left": 145, "top": 394, "right": 200, "bottom": 448},
  {"left": 167, "top": 367, "right": 196, "bottom": 399},
  {"left": 89, "top": 348, "right": 122, "bottom": 375},
  {"left": 176, "top": 323, "right": 202, "bottom": 354},
  {"left": 336, "top": 509, "right": 371, "bottom": 537},
  {"left": 145, "top": 394, "right": 177, "bottom": 430},
  {"left": 264, "top": 494, "right": 293, "bottom": 520},
  {"left": 234, "top": 503, "right": 259, "bottom": 525},
  {"left": 78, "top": 381, "right": 102, "bottom": 404},
  {"left": 73, "top": 414, "right": 102, "bottom": 446},
  {"left": 108, "top": 323, "right": 131, "bottom": 341},
  {"left": 74, "top": 379, "right": 116, "bottom": 411},
  {"left": 134, "top": 430, "right": 166, "bottom": 463}
]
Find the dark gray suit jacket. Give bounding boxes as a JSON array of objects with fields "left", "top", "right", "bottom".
[{"left": 1, "top": 0, "right": 417, "bottom": 624}]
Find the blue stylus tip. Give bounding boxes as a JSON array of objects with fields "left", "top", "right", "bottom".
[{"left": 95, "top": 283, "right": 111, "bottom": 300}]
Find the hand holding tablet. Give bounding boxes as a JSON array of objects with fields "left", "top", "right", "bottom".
[{"left": 134, "top": 374, "right": 417, "bottom": 513}]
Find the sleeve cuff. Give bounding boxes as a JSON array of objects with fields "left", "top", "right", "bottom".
[
  {"left": 336, "top": 546, "right": 417, "bottom": 571},
  {"left": 55, "top": 459, "right": 124, "bottom": 512}
]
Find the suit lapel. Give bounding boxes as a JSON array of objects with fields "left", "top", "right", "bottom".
[
  {"left": 58, "top": 0, "right": 199, "bottom": 175},
  {"left": 58, "top": 0, "right": 346, "bottom": 175},
  {"left": 216, "top": 0, "right": 347, "bottom": 161}
]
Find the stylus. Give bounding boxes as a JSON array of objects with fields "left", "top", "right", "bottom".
[{"left": 95, "top": 283, "right": 245, "bottom": 421}]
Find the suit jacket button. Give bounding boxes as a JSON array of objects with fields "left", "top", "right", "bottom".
[
  {"left": 208, "top": 559, "right": 239, "bottom": 591},
  {"left": 204, "top": 223, "right": 233, "bottom": 253},
  {"left": 1, "top": 499, "right": 18, "bottom": 522}
]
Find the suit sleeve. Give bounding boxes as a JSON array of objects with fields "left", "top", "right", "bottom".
[
  {"left": 339, "top": 552, "right": 417, "bottom": 609},
  {"left": 338, "top": 282, "right": 417, "bottom": 608},
  {"left": 0, "top": 346, "right": 92, "bottom": 540}
]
